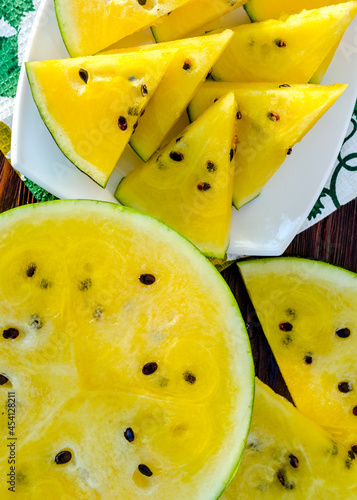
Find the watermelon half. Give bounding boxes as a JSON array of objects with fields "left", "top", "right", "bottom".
[{"left": 0, "top": 200, "right": 254, "bottom": 499}]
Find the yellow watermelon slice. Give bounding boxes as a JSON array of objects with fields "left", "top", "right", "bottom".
[
  {"left": 223, "top": 378, "right": 357, "bottom": 499},
  {"left": 151, "top": 0, "right": 245, "bottom": 42},
  {"left": 244, "top": 0, "right": 352, "bottom": 84},
  {"left": 238, "top": 257, "right": 357, "bottom": 452},
  {"left": 116, "top": 93, "right": 237, "bottom": 258},
  {"left": 0, "top": 200, "right": 254, "bottom": 499},
  {"left": 188, "top": 82, "right": 346, "bottom": 209},
  {"left": 102, "top": 30, "right": 233, "bottom": 162},
  {"left": 54, "top": 0, "right": 193, "bottom": 57},
  {"left": 26, "top": 51, "right": 173, "bottom": 187},
  {"left": 211, "top": 2, "right": 357, "bottom": 83}
]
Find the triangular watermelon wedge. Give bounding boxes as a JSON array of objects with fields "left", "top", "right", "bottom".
[
  {"left": 211, "top": 2, "right": 357, "bottom": 83},
  {"left": 188, "top": 82, "right": 346, "bottom": 209},
  {"left": 238, "top": 257, "right": 357, "bottom": 452},
  {"left": 54, "top": 0, "right": 193, "bottom": 57},
  {"left": 151, "top": 0, "right": 245, "bottom": 42},
  {"left": 115, "top": 93, "right": 237, "bottom": 258},
  {"left": 222, "top": 378, "right": 357, "bottom": 499},
  {"left": 26, "top": 51, "right": 174, "bottom": 187},
  {"left": 102, "top": 30, "right": 233, "bottom": 162},
  {"left": 243, "top": 0, "right": 353, "bottom": 84}
]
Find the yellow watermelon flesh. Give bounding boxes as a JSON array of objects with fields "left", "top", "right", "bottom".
[
  {"left": 151, "top": 0, "right": 245, "bottom": 42},
  {"left": 211, "top": 2, "right": 357, "bottom": 83},
  {"left": 244, "top": 0, "right": 353, "bottom": 84},
  {"left": 115, "top": 93, "right": 237, "bottom": 258},
  {"left": 26, "top": 51, "right": 173, "bottom": 187},
  {"left": 54, "top": 0, "right": 193, "bottom": 57},
  {"left": 102, "top": 30, "right": 233, "bottom": 162},
  {"left": 188, "top": 82, "right": 346, "bottom": 209},
  {"left": 238, "top": 257, "right": 357, "bottom": 452},
  {"left": 223, "top": 378, "right": 357, "bottom": 499},
  {"left": 0, "top": 200, "right": 254, "bottom": 499}
]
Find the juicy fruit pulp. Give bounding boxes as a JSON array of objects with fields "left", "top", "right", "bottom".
[
  {"left": 244, "top": 0, "right": 353, "bottom": 84},
  {"left": 188, "top": 82, "right": 346, "bottom": 208},
  {"left": 103, "top": 30, "right": 233, "bottom": 162},
  {"left": 26, "top": 52, "right": 173, "bottom": 187},
  {"left": 151, "top": 0, "right": 245, "bottom": 42},
  {"left": 212, "top": 2, "right": 357, "bottom": 83},
  {"left": 55, "top": 0, "right": 193, "bottom": 57},
  {"left": 244, "top": 0, "right": 351, "bottom": 22},
  {"left": 223, "top": 379, "right": 357, "bottom": 499},
  {"left": 0, "top": 200, "right": 254, "bottom": 499},
  {"left": 116, "top": 93, "right": 237, "bottom": 258},
  {"left": 238, "top": 257, "right": 357, "bottom": 452}
]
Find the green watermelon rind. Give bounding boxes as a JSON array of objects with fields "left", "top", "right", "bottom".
[
  {"left": 243, "top": 2, "right": 258, "bottom": 22},
  {"left": 1, "top": 199, "right": 255, "bottom": 500},
  {"left": 54, "top": 0, "right": 74, "bottom": 57},
  {"left": 25, "top": 63, "right": 109, "bottom": 188}
]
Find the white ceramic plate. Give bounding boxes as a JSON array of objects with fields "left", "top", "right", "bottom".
[{"left": 11, "top": 0, "right": 357, "bottom": 258}]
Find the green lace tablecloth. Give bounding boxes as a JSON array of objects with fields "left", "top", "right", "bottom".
[{"left": 1, "top": 0, "right": 357, "bottom": 228}]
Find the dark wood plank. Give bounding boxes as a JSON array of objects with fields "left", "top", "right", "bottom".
[{"left": 1, "top": 150, "right": 357, "bottom": 400}]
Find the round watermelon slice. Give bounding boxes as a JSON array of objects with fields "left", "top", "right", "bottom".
[{"left": 0, "top": 200, "right": 254, "bottom": 499}]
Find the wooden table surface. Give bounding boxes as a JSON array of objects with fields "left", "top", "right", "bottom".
[{"left": 1, "top": 151, "right": 357, "bottom": 401}]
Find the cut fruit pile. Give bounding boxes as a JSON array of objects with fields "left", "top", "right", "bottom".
[
  {"left": 0, "top": 200, "right": 254, "bottom": 499},
  {"left": 188, "top": 82, "right": 346, "bottom": 208},
  {"left": 239, "top": 258, "right": 357, "bottom": 452},
  {"left": 26, "top": 0, "right": 356, "bottom": 257}
]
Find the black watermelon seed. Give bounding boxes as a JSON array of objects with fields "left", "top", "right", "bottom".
[
  {"left": 214, "top": 98, "right": 218, "bottom": 103},
  {"left": 289, "top": 454, "right": 299, "bottom": 468},
  {"left": 207, "top": 67, "right": 213, "bottom": 78},
  {"left": 304, "top": 354, "right": 313, "bottom": 365},
  {"left": 230, "top": 149, "right": 234, "bottom": 161},
  {"left": 176, "top": 137, "right": 182, "bottom": 143},
  {"left": 169, "top": 151, "right": 184, "bottom": 162},
  {"left": 40, "top": 279, "right": 51, "bottom": 289},
  {"left": 197, "top": 182, "right": 211, "bottom": 192},
  {"left": 55, "top": 451, "right": 72, "bottom": 464},
  {"left": 139, "top": 274, "right": 156, "bottom": 285},
  {"left": 287, "top": 148, "right": 293, "bottom": 155},
  {"left": 353, "top": 406, "right": 357, "bottom": 416},
  {"left": 142, "top": 362, "right": 158, "bottom": 375},
  {"left": 349, "top": 450, "right": 355, "bottom": 460},
  {"left": 276, "top": 39, "right": 287, "bottom": 47},
  {"left": 277, "top": 470, "right": 285, "bottom": 487},
  {"left": 78, "top": 278, "right": 92, "bottom": 291},
  {"left": 3, "top": 328, "right": 19, "bottom": 339},
  {"left": 206, "top": 161, "right": 216, "bottom": 172},
  {"left": 30, "top": 315, "right": 43, "bottom": 330},
  {"left": 183, "top": 371, "right": 196, "bottom": 384},
  {"left": 269, "top": 112, "right": 280, "bottom": 122},
  {"left": 26, "top": 263, "right": 37, "bottom": 277},
  {"left": 118, "top": 116, "right": 128, "bottom": 131},
  {"left": 338, "top": 382, "right": 351, "bottom": 393},
  {"left": 279, "top": 322, "right": 293, "bottom": 332},
  {"left": 124, "top": 427, "right": 135, "bottom": 443},
  {"left": 79, "top": 68, "right": 88, "bottom": 84},
  {"left": 133, "top": 121, "right": 139, "bottom": 131},
  {"left": 336, "top": 328, "right": 351, "bottom": 338},
  {"left": 183, "top": 59, "right": 192, "bottom": 70},
  {"left": 138, "top": 0, "right": 147, "bottom": 5},
  {"left": 138, "top": 464, "right": 152, "bottom": 476},
  {"left": 0, "top": 374, "right": 9, "bottom": 385},
  {"left": 352, "top": 445, "right": 357, "bottom": 454},
  {"left": 140, "top": 108, "right": 146, "bottom": 117},
  {"left": 279, "top": 84, "right": 291, "bottom": 88},
  {"left": 141, "top": 84, "right": 148, "bottom": 96},
  {"left": 236, "top": 111, "right": 242, "bottom": 120}
]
